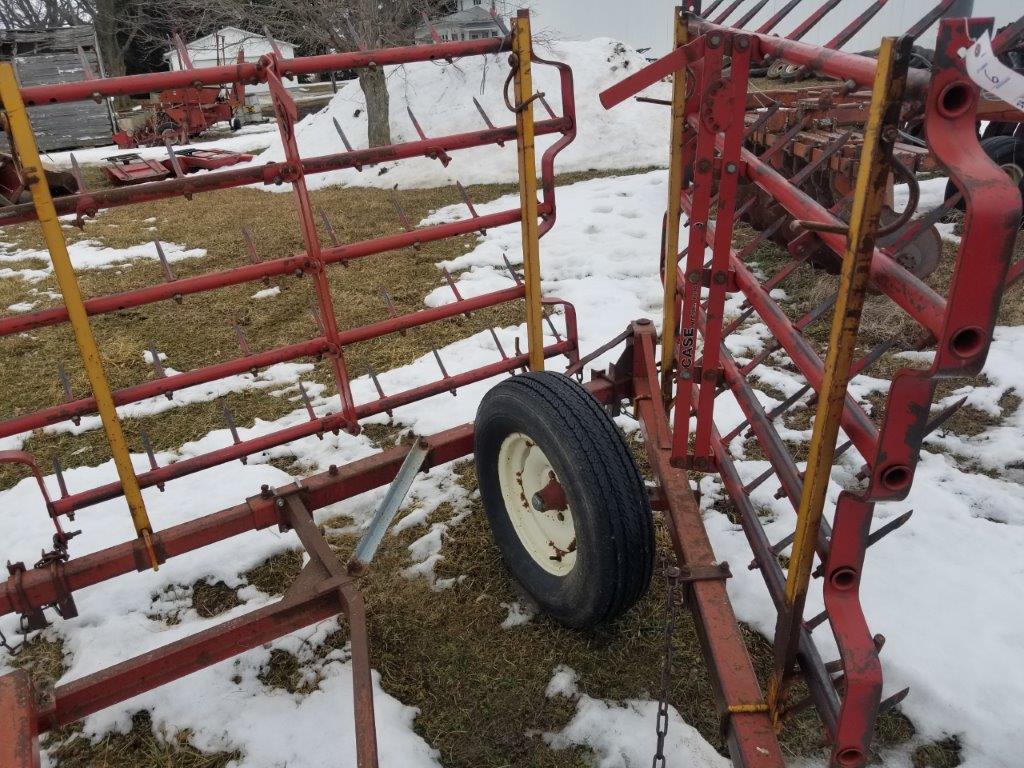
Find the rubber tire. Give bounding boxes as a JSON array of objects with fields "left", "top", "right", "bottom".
[
  {"left": 945, "top": 135, "right": 1024, "bottom": 212},
  {"left": 474, "top": 372, "right": 654, "bottom": 629}
]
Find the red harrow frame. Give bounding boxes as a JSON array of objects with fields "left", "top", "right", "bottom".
[{"left": 0, "top": 3, "right": 1021, "bottom": 768}]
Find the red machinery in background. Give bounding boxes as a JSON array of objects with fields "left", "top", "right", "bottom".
[{"left": 112, "top": 35, "right": 249, "bottom": 149}]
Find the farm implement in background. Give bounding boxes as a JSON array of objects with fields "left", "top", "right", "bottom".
[
  {"left": 111, "top": 35, "right": 250, "bottom": 150},
  {"left": 0, "top": 3, "right": 1021, "bottom": 768}
]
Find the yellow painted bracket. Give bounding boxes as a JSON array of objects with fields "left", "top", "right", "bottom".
[
  {"left": 0, "top": 63, "right": 159, "bottom": 571},
  {"left": 767, "top": 36, "right": 912, "bottom": 718},
  {"left": 512, "top": 10, "right": 544, "bottom": 372},
  {"left": 660, "top": 7, "right": 689, "bottom": 397}
]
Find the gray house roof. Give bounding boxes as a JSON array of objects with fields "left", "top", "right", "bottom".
[{"left": 416, "top": 6, "right": 503, "bottom": 41}]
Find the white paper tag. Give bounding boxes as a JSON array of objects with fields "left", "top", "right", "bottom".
[{"left": 962, "top": 30, "right": 1024, "bottom": 112}]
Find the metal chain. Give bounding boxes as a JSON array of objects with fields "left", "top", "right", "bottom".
[{"left": 652, "top": 564, "right": 681, "bottom": 768}]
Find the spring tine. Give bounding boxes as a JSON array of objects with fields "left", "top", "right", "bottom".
[
  {"left": 805, "top": 608, "right": 829, "bottom": 631},
  {"left": 309, "top": 298, "right": 325, "bottom": 335},
  {"left": 220, "top": 402, "right": 247, "bottom": 464},
  {"left": 57, "top": 363, "right": 82, "bottom": 426},
  {"left": 926, "top": 395, "right": 970, "bottom": 436},
  {"left": 163, "top": 138, "right": 185, "bottom": 179},
  {"left": 743, "top": 102, "right": 781, "bottom": 139},
  {"left": 406, "top": 105, "right": 452, "bottom": 165},
  {"left": 233, "top": 323, "right": 251, "bottom": 357},
  {"left": 387, "top": 190, "right": 419, "bottom": 249},
  {"left": 805, "top": 339, "right": 897, "bottom": 410},
  {"left": 241, "top": 227, "right": 272, "bottom": 285},
  {"left": 152, "top": 238, "right": 184, "bottom": 304},
  {"left": 147, "top": 343, "right": 167, "bottom": 378},
  {"left": 316, "top": 208, "right": 348, "bottom": 268},
  {"left": 431, "top": 344, "right": 457, "bottom": 396},
  {"left": 747, "top": 528, "right": 796, "bottom": 570},
  {"left": 456, "top": 180, "right": 487, "bottom": 235},
  {"left": 727, "top": 384, "right": 810, "bottom": 443},
  {"left": 812, "top": 510, "right": 914, "bottom": 578},
  {"left": 489, "top": 5, "right": 511, "bottom": 36},
  {"left": 538, "top": 93, "right": 557, "bottom": 120},
  {"left": 138, "top": 427, "right": 166, "bottom": 491},
  {"left": 502, "top": 254, "right": 523, "bottom": 285},
  {"left": 442, "top": 268, "right": 472, "bottom": 318},
  {"left": 743, "top": 466, "right": 777, "bottom": 496},
  {"left": 472, "top": 96, "right": 505, "bottom": 147},
  {"left": 68, "top": 153, "right": 87, "bottom": 192},
  {"left": 544, "top": 310, "right": 562, "bottom": 342},
  {"left": 406, "top": 105, "right": 428, "bottom": 142},
  {"left": 366, "top": 364, "right": 394, "bottom": 417},
  {"left": 378, "top": 286, "right": 406, "bottom": 336},
  {"left": 756, "top": 0, "right": 803, "bottom": 34},
  {"left": 488, "top": 327, "right": 509, "bottom": 360},
  {"left": 296, "top": 381, "right": 324, "bottom": 440},
  {"left": 880, "top": 687, "right": 911, "bottom": 713},
  {"left": 76, "top": 45, "right": 96, "bottom": 80},
  {"left": 332, "top": 117, "right": 354, "bottom": 151},
  {"left": 790, "top": 131, "right": 854, "bottom": 186},
  {"left": 262, "top": 26, "right": 284, "bottom": 59},
  {"left": 735, "top": 0, "right": 771, "bottom": 29},
  {"left": 420, "top": 10, "right": 443, "bottom": 44},
  {"left": 51, "top": 456, "right": 69, "bottom": 498},
  {"left": 760, "top": 117, "right": 811, "bottom": 163}
]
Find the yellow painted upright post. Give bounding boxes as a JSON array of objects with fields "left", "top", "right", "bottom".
[
  {"left": 767, "top": 36, "right": 910, "bottom": 718},
  {"left": 661, "top": 7, "right": 689, "bottom": 396},
  {"left": 0, "top": 63, "right": 158, "bottom": 570},
  {"left": 512, "top": 10, "right": 544, "bottom": 372}
]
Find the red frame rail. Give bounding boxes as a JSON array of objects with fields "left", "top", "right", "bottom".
[
  {"left": 600, "top": 4, "right": 1021, "bottom": 768},
  {"left": 0, "top": 12, "right": 577, "bottom": 766}
]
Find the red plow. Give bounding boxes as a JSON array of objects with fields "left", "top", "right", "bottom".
[{"left": 0, "top": 3, "right": 1021, "bottom": 768}]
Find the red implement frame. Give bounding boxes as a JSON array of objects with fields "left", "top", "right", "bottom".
[
  {"left": 599, "top": 3, "right": 1020, "bottom": 768},
  {"left": 0, "top": 13, "right": 578, "bottom": 766}
]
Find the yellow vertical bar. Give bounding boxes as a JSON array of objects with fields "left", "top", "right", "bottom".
[
  {"left": 512, "top": 10, "right": 544, "bottom": 372},
  {"left": 768, "top": 37, "right": 908, "bottom": 715},
  {"left": 0, "top": 63, "right": 158, "bottom": 570},
  {"left": 661, "top": 7, "right": 689, "bottom": 395}
]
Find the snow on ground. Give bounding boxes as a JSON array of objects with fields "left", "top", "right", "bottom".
[
  {"left": 0, "top": 236, "right": 206, "bottom": 281},
  {"left": 1, "top": 164, "right": 1021, "bottom": 765},
  {"left": 256, "top": 39, "right": 670, "bottom": 191}
]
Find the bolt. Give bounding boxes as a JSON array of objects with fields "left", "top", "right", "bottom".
[
  {"left": 688, "top": 270, "right": 702, "bottom": 284},
  {"left": 725, "top": 162, "right": 737, "bottom": 174},
  {"left": 882, "top": 125, "right": 898, "bottom": 143},
  {"left": 275, "top": 498, "right": 285, "bottom": 509},
  {"left": 260, "top": 484, "right": 272, "bottom": 499},
  {"left": 328, "top": 464, "right": 339, "bottom": 476},
  {"left": 709, "top": 34, "right": 722, "bottom": 47}
]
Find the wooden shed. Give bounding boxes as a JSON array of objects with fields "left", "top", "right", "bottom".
[{"left": 0, "top": 25, "right": 116, "bottom": 152}]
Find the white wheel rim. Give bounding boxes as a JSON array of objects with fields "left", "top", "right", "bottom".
[{"left": 496, "top": 432, "right": 577, "bottom": 576}]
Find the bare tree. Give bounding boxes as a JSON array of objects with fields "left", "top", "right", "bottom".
[{"left": 143, "top": 0, "right": 454, "bottom": 147}]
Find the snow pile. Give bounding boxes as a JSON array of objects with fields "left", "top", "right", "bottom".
[
  {"left": 257, "top": 38, "right": 670, "bottom": 190},
  {"left": 0, "top": 237, "right": 206, "bottom": 282}
]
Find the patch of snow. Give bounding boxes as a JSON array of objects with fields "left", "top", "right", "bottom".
[
  {"left": 545, "top": 664, "right": 579, "bottom": 698},
  {"left": 6, "top": 301, "right": 37, "bottom": 312},
  {"left": 251, "top": 286, "right": 282, "bottom": 299},
  {"left": 500, "top": 600, "right": 537, "bottom": 629}
]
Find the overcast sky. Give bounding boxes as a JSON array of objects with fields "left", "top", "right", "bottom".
[{"left": 522, "top": 1, "right": 1019, "bottom": 55}]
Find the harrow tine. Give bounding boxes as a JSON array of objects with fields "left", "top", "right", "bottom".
[
  {"left": 790, "top": 131, "right": 854, "bottom": 186},
  {"left": 262, "top": 26, "right": 284, "bottom": 59},
  {"left": 387, "top": 189, "right": 419, "bottom": 249},
  {"left": 855, "top": 395, "right": 969, "bottom": 479},
  {"left": 297, "top": 381, "right": 324, "bottom": 440},
  {"left": 318, "top": 208, "right": 339, "bottom": 247},
  {"left": 407, "top": 105, "right": 452, "bottom": 166},
  {"left": 378, "top": 286, "right": 406, "bottom": 336},
  {"left": 332, "top": 118, "right": 360, "bottom": 171},
  {"left": 904, "top": 0, "right": 959, "bottom": 40},
  {"left": 502, "top": 253, "right": 523, "bottom": 285},
  {"left": 442, "top": 268, "right": 472, "bottom": 318},
  {"left": 69, "top": 153, "right": 86, "bottom": 192},
  {"left": 431, "top": 344, "right": 457, "bottom": 396},
  {"left": 803, "top": 338, "right": 898, "bottom": 409},
  {"left": 75, "top": 45, "right": 97, "bottom": 81},
  {"left": 760, "top": 117, "right": 811, "bottom": 163},
  {"left": 473, "top": 97, "right": 505, "bottom": 146},
  {"left": 811, "top": 510, "right": 915, "bottom": 577},
  {"left": 366, "top": 365, "right": 394, "bottom": 417},
  {"left": 823, "top": 0, "right": 887, "bottom": 51},
  {"left": 419, "top": 10, "right": 444, "bottom": 44},
  {"left": 163, "top": 138, "right": 185, "bottom": 180},
  {"left": 735, "top": 0, "right": 771, "bottom": 29},
  {"left": 152, "top": 238, "right": 184, "bottom": 304},
  {"left": 233, "top": 323, "right": 259, "bottom": 376},
  {"left": 743, "top": 102, "right": 781, "bottom": 139},
  {"left": 138, "top": 427, "right": 165, "bottom": 491},
  {"left": 220, "top": 401, "right": 247, "bottom": 464},
  {"left": 700, "top": 0, "right": 729, "bottom": 17},
  {"left": 538, "top": 93, "right": 557, "bottom": 120},
  {"left": 52, "top": 456, "right": 69, "bottom": 498},
  {"left": 309, "top": 298, "right": 326, "bottom": 335},
  {"left": 489, "top": 5, "right": 510, "bottom": 36},
  {"left": 544, "top": 309, "right": 562, "bottom": 342},
  {"left": 147, "top": 344, "right": 173, "bottom": 400},
  {"left": 755, "top": 0, "right": 804, "bottom": 34},
  {"left": 993, "top": 13, "right": 1024, "bottom": 56},
  {"left": 488, "top": 327, "right": 509, "bottom": 360},
  {"left": 241, "top": 227, "right": 272, "bottom": 285},
  {"left": 456, "top": 181, "right": 486, "bottom": 234},
  {"left": 57, "top": 363, "right": 81, "bottom": 426},
  {"left": 879, "top": 687, "right": 911, "bottom": 713}
]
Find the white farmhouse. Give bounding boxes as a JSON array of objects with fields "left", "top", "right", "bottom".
[{"left": 163, "top": 27, "right": 297, "bottom": 94}]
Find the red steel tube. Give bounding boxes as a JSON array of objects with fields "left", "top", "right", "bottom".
[
  {"left": 0, "top": 285, "right": 527, "bottom": 439},
  {"left": 48, "top": 339, "right": 574, "bottom": 517},
  {"left": 19, "top": 38, "right": 508, "bottom": 107},
  {"left": 0, "top": 206, "right": 536, "bottom": 337},
  {"left": 0, "top": 119, "right": 569, "bottom": 228}
]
